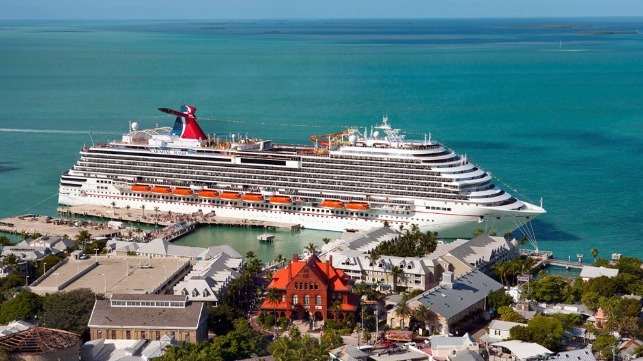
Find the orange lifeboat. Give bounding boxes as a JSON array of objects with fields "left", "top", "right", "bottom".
[
  {"left": 269, "top": 195, "right": 292, "bottom": 204},
  {"left": 346, "top": 202, "right": 370, "bottom": 211},
  {"left": 242, "top": 193, "right": 264, "bottom": 203},
  {"left": 131, "top": 184, "right": 151, "bottom": 192},
  {"left": 321, "top": 199, "right": 344, "bottom": 209},
  {"left": 198, "top": 190, "right": 219, "bottom": 198},
  {"left": 172, "top": 187, "right": 193, "bottom": 196},
  {"left": 151, "top": 186, "right": 172, "bottom": 194},
  {"left": 220, "top": 191, "right": 241, "bottom": 200}
]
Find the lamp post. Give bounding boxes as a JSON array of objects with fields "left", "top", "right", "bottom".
[
  {"left": 25, "top": 275, "right": 29, "bottom": 287},
  {"left": 95, "top": 249, "right": 99, "bottom": 258},
  {"left": 43, "top": 262, "right": 47, "bottom": 275},
  {"left": 54, "top": 272, "right": 60, "bottom": 289},
  {"left": 375, "top": 304, "right": 379, "bottom": 341}
]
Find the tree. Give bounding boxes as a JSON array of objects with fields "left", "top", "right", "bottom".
[
  {"left": 322, "top": 237, "right": 331, "bottom": 244},
  {"left": 304, "top": 242, "right": 316, "bottom": 256},
  {"left": 75, "top": 229, "right": 92, "bottom": 251},
  {"left": 40, "top": 288, "right": 101, "bottom": 335},
  {"left": 265, "top": 288, "right": 283, "bottom": 334},
  {"left": 593, "top": 334, "right": 618, "bottom": 360},
  {"left": 367, "top": 251, "right": 380, "bottom": 285},
  {"left": 498, "top": 306, "right": 526, "bottom": 323},
  {"left": 487, "top": 289, "right": 514, "bottom": 310},
  {"left": 529, "top": 275, "right": 568, "bottom": 303},
  {"left": 0, "top": 291, "right": 43, "bottom": 324},
  {"left": 0, "top": 236, "right": 11, "bottom": 247},
  {"left": 390, "top": 266, "right": 403, "bottom": 293},
  {"left": 141, "top": 204, "right": 145, "bottom": 217},
  {"left": 584, "top": 276, "right": 618, "bottom": 298},
  {"left": 38, "top": 255, "right": 63, "bottom": 276},
  {"left": 510, "top": 315, "right": 564, "bottom": 351},
  {"left": 245, "top": 251, "right": 256, "bottom": 260},
  {"left": 207, "top": 304, "right": 244, "bottom": 336},
  {"left": 591, "top": 247, "right": 599, "bottom": 263},
  {"left": 394, "top": 301, "right": 412, "bottom": 329},
  {"left": 413, "top": 304, "right": 438, "bottom": 330}
]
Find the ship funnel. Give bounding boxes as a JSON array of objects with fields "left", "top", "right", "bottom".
[{"left": 159, "top": 105, "right": 207, "bottom": 140}]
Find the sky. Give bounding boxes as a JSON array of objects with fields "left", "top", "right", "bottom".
[{"left": 0, "top": 0, "right": 642, "bottom": 20}]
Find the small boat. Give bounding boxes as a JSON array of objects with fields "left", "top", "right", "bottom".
[
  {"left": 151, "top": 186, "right": 172, "bottom": 194},
  {"left": 257, "top": 233, "right": 275, "bottom": 242},
  {"left": 242, "top": 193, "right": 264, "bottom": 203},
  {"left": 172, "top": 187, "right": 193, "bottom": 196},
  {"left": 220, "top": 191, "right": 241, "bottom": 200},
  {"left": 321, "top": 199, "right": 344, "bottom": 209},
  {"left": 346, "top": 202, "right": 369, "bottom": 211},
  {"left": 197, "top": 189, "right": 219, "bottom": 198},
  {"left": 269, "top": 195, "right": 292, "bottom": 204},
  {"left": 131, "top": 184, "right": 151, "bottom": 192}
]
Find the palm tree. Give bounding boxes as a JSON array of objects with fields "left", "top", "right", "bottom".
[
  {"left": 246, "top": 251, "right": 257, "bottom": 260},
  {"left": 413, "top": 304, "right": 438, "bottom": 331},
  {"left": 141, "top": 204, "right": 145, "bottom": 217},
  {"left": 154, "top": 206, "right": 159, "bottom": 219},
  {"left": 304, "top": 242, "right": 316, "bottom": 257},
  {"left": 111, "top": 201, "right": 117, "bottom": 214},
  {"left": 75, "top": 229, "right": 92, "bottom": 251},
  {"left": 493, "top": 262, "right": 508, "bottom": 286},
  {"left": 367, "top": 251, "right": 380, "bottom": 286},
  {"left": 390, "top": 265, "right": 404, "bottom": 293},
  {"left": 591, "top": 247, "right": 599, "bottom": 263},
  {"left": 394, "top": 300, "right": 412, "bottom": 329},
  {"left": 2, "top": 254, "right": 20, "bottom": 274},
  {"left": 274, "top": 254, "right": 285, "bottom": 267},
  {"left": 265, "top": 288, "right": 282, "bottom": 335},
  {"left": 332, "top": 300, "right": 342, "bottom": 321},
  {"left": 322, "top": 237, "right": 331, "bottom": 244}
]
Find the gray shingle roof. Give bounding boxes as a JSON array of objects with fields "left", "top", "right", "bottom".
[
  {"left": 551, "top": 348, "right": 596, "bottom": 361},
  {"left": 411, "top": 270, "right": 503, "bottom": 320},
  {"left": 88, "top": 299, "right": 205, "bottom": 330}
]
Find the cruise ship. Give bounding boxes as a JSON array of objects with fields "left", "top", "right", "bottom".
[{"left": 58, "top": 105, "right": 545, "bottom": 238}]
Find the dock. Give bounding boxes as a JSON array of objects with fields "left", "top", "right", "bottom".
[{"left": 0, "top": 214, "right": 122, "bottom": 239}]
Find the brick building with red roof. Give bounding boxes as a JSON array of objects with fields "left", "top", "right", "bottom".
[{"left": 260, "top": 254, "right": 359, "bottom": 321}]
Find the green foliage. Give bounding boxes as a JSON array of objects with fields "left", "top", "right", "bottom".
[
  {"left": 498, "top": 306, "right": 526, "bottom": 323},
  {"left": 85, "top": 239, "right": 107, "bottom": 255},
  {"left": 593, "top": 258, "right": 611, "bottom": 267},
  {"left": 549, "top": 313, "right": 582, "bottom": 331},
  {"left": 0, "top": 274, "right": 25, "bottom": 297},
  {"left": 158, "top": 319, "right": 264, "bottom": 361},
  {"left": 602, "top": 296, "right": 643, "bottom": 337},
  {"left": 208, "top": 304, "right": 245, "bottom": 336},
  {"left": 370, "top": 225, "right": 437, "bottom": 258},
  {"left": 0, "top": 291, "right": 43, "bottom": 323},
  {"left": 38, "top": 254, "right": 64, "bottom": 277},
  {"left": 581, "top": 291, "right": 604, "bottom": 311},
  {"left": 592, "top": 334, "right": 618, "bottom": 359},
  {"left": 269, "top": 325, "right": 342, "bottom": 361},
  {"left": 529, "top": 275, "right": 568, "bottom": 302},
  {"left": 509, "top": 315, "right": 564, "bottom": 351},
  {"left": 487, "top": 289, "right": 514, "bottom": 309},
  {"left": 493, "top": 257, "right": 536, "bottom": 286},
  {"left": 584, "top": 276, "right": 618, "bottom": 298},
  {"left": 0, "top": 236, "right": 12, "bottom": 247},
  {"left": 40, "top": 288, "right": 100, "bottom": 335}
]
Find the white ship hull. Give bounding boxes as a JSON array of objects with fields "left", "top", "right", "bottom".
[{"left": 59, "top": 182, "right": 542, "bottom": 239}]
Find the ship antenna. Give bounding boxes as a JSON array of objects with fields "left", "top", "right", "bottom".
[
  {"left": 88, "top": 131, "right": 95, "bottom": 146},
  {"left": 540, "top": 197, "right": 543, "bottom": 208}
]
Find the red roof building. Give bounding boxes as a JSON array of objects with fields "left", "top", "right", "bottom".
[{"left": 261, "top": 254, "right": 359, "bottom": 321}]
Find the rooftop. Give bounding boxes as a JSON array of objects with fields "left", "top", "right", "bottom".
[
  {"left": 88, "top": 298, "right": 205, "bottom": 330},
  {"left": 0, "top": 327, "right": 80, "bottom": 353}
]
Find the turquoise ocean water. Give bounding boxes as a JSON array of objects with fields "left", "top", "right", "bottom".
[{"left": 0, "top": 18, "right": 641, "bottom": 262}]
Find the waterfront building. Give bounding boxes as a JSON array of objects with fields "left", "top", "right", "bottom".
[
  {"left": 391, "top": 270, "right": 503, "bottom": 335},
  {"left": 88, "top": 294, "right": 208, "bottom": 343},
  {"left": 260, "top": 254, "right": 359, "bottom": 321},
  {"left": 173, "top": 251, "right": 243, "bottom": 304},
  {"left": 442, "top": 235, "right": 518, "bottom": 276},
  {"left": 490, "top": 340, "right": 553, "bottom": 361},
  {"left": 579, "top": 265, "right": 619, "bottom": 282}
]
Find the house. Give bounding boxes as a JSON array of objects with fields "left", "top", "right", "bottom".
[
  {"left": 88, "top": 294, "right": 208, "bottom": 343},
  {"left": 173, "top": 251, "right": 243, "bottom": 304},
  {"left": 480, "top": 320, "right": 526, "bottom": 344},
  {"left": 490, "top": 340, "right": 553, "bottom": 361},
  {"left": 448, "top": 350, "right": 485, "bottom": 361},
  {"left": 329, "top": 344, "right": 369, "bottom": 361},
  {"left": 579, "top": 266, "right": 619, "bottom": 282},
  {"left": 27, "top": 235, "right": 77, "bottom": 253},
  {"left": 391, "top": 270, "right": 503, "bottom": 335},
  {"left": 618, "top": 339, "right": 643, "bottom": 360},
  {"left": 260, "top": 254, "right": 359, "bottom": 321},
  {"left": 430, "top": 333, "right": 479, "bottom": 360},
  {"left": 551, "top": 348, "right": 597, "bottom": 361}
]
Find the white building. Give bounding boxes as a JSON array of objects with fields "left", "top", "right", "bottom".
[
  {"left": 173, "top": 251, "right": 243, "bottom": 304},
  {"left": 579, "top": 266, "right": 619, "bottom": 282}
]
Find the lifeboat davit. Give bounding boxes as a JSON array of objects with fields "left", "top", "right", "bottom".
[
  {"left": 131, "top": 184, "right": 151, "bottom": 192},
  {"left": 242, "top": 193, "right": 264, "bottom": 203},
  {"left": 346, "top": 202, "right": 370, "bottom": 211},
  {"left": 321, "top": 199, "right": 344, "bottom": 209},
  {"left": 220, "top": 191, "right": 242, "bottom": 200},
  {"left": 269, "top": 196, "right": 292, "bottom": 204},
  {"left": 151, "top": 186, "right": 172, "bottom": 194},
  {"left": 198, "top": 190, "right": 219, "bottom": 198},
  {"left": 172, "top": 187, "right": 193, "bottom": 196}
]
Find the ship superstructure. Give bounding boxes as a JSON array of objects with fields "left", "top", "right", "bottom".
[{"left": 58, "top": 105, "right": 545, "bottom": 238}]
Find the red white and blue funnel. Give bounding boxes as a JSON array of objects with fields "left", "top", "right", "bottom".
[{"left": 158, "top": 105, "right": 207, "bottom": 140}]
